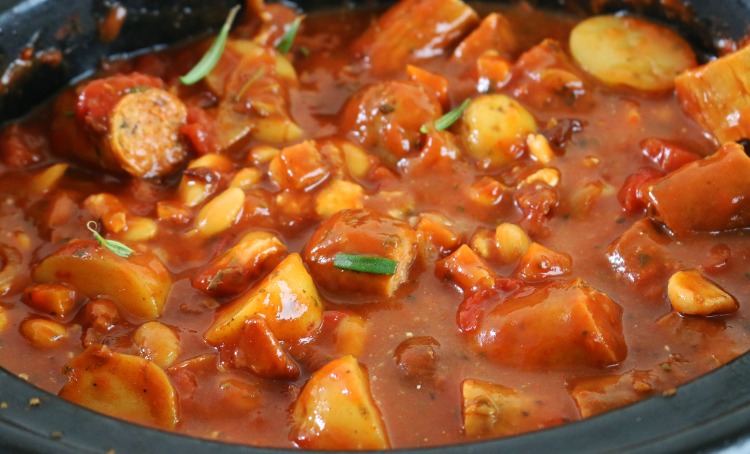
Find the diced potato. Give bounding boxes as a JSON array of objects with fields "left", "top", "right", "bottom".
[
  {"left": 0, "top": 306, "right": 6, "bottom": 332},
  {"left": 495, "top": 223, "right": 531, "bottom": 264},
  {"left": 108, "top": 88, "right": 189, "bottom": 177},
  {"left": 571, "top": 370, "right": 662, "bottom": 418},
  {"left": 0, "top": 245, "right": 21, "bottom": 297},
  {"left": 645, "top": 143, "right": 750, "bottom": 236},
  {"left": 29, "top": 163, "right": 68, "bottom": 193},
  {"left": 407, "top": 65, "right": 449, "bottom": 108},
  {"left": 192, "top": 231, "right": 286, "bottom": 296},
  {"left": 462, "top": 379, "right": 565, "bottom": 437},
  {"left": 59, "top": 345, "right": 178, "bottom": 428},
  {"left": 315, "top": 180, "right": 365, "bottom": 218},
  {"left": 453, "top": 13, "right": 516, "bottom": 63},
  {"left": 302, "top": 209, "right": 417, "bottom": 302},
  {"left": 514, "top": 242, "right": 572, "bottom": 283},
  {"left": 217, "top": 378, "right": 262, "bottom": 413},
  {"left": 334, "top": 314, "right": 368, "bottom": 358},
  {"left": 676, "top": 44, "right": 750, "bottom": 143},
  {"left": 134, "top": 321, "right": 181, "bottom": 369},
  {"left": 415, "top": 214, "right": 461, "bottom": 262},
  {"left": 435, "top": 244, "right": 497, "bottom": 294},
  {"left": 19, "top": 318, "right": 68, "bottom": 349},
  {"left": 459, "top": 94, "right": 537, "bottom": 168},
  {"left": 606, "top": 218, "right": 676, "bottom": 290},
  {"left": 204, "top": 253, "right": 324, "bottom": 345},
  {"left": 351, "top": 0, "right": 478, "bottom": 76},
  {"left": 476, "top": 279, "right": 627, "bottom": 369},
  {"left": 33, "top": 239, "right": 172, "bottom": 319},
  {"left": 341, "top": 141, "right": 373, "bottom": 179},
  {"left": 230, "top": 315, "right": 300, "bottom": 379},
  {"left": 22, "top": 283, "right": 80, "bottom": 319},
  {"left": 290, "top": 355, "right": 390, "bottom": 449},
  {"left": 570, "top": 15, "right": 696, "bottom": 91},
  {"left": 194, "top": 187, "right": 245, "bottom": 237},
  {"left": 215, "top": 42, "right": 302, "bottom": 149},
  {"left": 668, "top": 269, "right": 738, "bottom": 316},
  {"left": 269, "top": 141, "right": 331, "bottom": 191}
]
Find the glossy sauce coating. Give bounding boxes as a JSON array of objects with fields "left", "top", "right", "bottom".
[{"left": 0, "top": 1, "right": 749, "bottom": 450}]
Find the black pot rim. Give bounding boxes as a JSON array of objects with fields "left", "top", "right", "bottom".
[{"left": 2, "top": 0, "right": 750, "bottom": 452}]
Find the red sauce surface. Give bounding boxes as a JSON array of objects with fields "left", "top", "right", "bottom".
[{"left": 1, "top": 1, "right": 749, "bottom": 449}]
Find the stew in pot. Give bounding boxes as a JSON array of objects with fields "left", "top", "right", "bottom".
[{"left": 1, "top": 0, "right": 749, "bottom": 449}]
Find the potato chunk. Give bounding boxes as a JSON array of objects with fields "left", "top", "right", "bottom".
[
  {"left": 571, "top": 370, "right": 663, "bottom": 418},
  {"left": 302, "top": 208, "right": 417, "bottom": 303},
  {"left": 462, "top": 379, "right": 565, "bottom": 437},
  {"left": 231, "top": 315, "right": 300, "bottom": 379},
  {"left": 645, "top": 143, "right": 750, "bottom": 236},
  {"left": 459, "top": 94, "right": 537, "bottom": 168},
  {"left": 476, "top": 279, "right": 627, "bottom": 369},
  {"left": 676, "top": 44, "right": 750, "bottom": 143},
  {"left": 290, "top": 355, "right": 390, "bottom": 449},
  {"left": 351, "top": 0, "right": 478, "bottom": 76},
  {"left": 59, "top": 345, "right": 178, "bottom": 428},
  {"left": 204, "top": 253, "right": 324, "bottom": 346},
  {"left": 514, "top": 242, "right": 572, "bottom": 283},
  {"left": 341, "top": 80, "right": 442, "bottom": 164},
  {"left": 668, "top": 269, "right": 738, "bottom": 316},
  {"left": 192, "top": 231, "right": 286, "bottom": 297},
  {"left": 32, "top": 240, "right": 172, "bottom": 319},
  {"left": 570, "top": 15, "right": 695, "bottom": 91}
]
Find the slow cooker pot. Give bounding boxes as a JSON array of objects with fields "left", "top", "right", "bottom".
[{"left": 1, "top": 1, "right": 750, "bottom": 452}]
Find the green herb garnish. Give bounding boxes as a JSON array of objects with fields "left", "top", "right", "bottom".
[
  {"left": 86, "top": 221, "right": 134, "bottom": 258},
  {"left": 276, "top": 16, "right": 304, "bottom": 54},
  {"left": 420, "top": 98, "right": 471, "bottom": 134},
  {"left": 333, "top": 253, "right": 398, "bottom": 275},
  {"left": 180, "top": 5, "right": 241, "bottom": 85}
]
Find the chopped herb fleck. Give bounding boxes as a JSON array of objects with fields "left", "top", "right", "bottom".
[
  {"left": 334, "top": 253, "right": 398, "bottom": 275},
  {"left": 86, "top": 221, "right": 134, "bottom": 258},
  {"left": 276, "top": 16, "right": 304, "bottom": 54},
  {"left": 180, "top": 5, "right": 241, "bottom": 85},
  {"left": 420, "top": 98, "right": 470, "bottom": 134}
]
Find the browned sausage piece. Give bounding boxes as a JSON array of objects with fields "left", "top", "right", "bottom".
[
  {"left": 108, "top": 88, "right": 189, "bottom": 177},
  {"left": 351, "top": 0, "right": 479, "bottom": 76},
  {"left": 302, "top": 208, "right": 417, "bottom": 303},
  {"left": 645, "top": 142, "right": 750, "bottom": 236},
  {"left": 475, "top": 279, "right": 627, "bottom": 370}
]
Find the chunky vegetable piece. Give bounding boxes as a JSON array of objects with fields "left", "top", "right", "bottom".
[
  {"left": 645, "top": 143, "right": 750, "bottom": 236},
  {"left": 570, "top": 15, "right": 696, "bottom": 91},
  {"left": 32, "top": 240, "right": 172, "bottom": 319},
  {"left": 59, "top": 345, "right": 179, "bottom": 428},
  {"left": 351, "top": 0, "right": 479, "bottom": 75},
  {"left": 676, "top": 44, "right": 750, "bottom": 143},
  {"left": 668, "top": 269, "right": 739, "bottom": 316},
  {"left": 462, "top": 379, "right": 565, "bottom": 437},
  {"left": 290, "top": 355, "right": 390, "bottom": 449},
  {"left": 2, "top": 0, "right": 750, "bottom": 449},
  {"left": 204, "top": 253, "right": 323, "bottom": 345},
  {"left": 302, "top": 209, "right": 417, "bottom": 302},
  {"left": 459, "top": 94, "right": 537, "bottom": 168},
  {"left": 476, "top": 279, "right": 627, "bottom": 369}
]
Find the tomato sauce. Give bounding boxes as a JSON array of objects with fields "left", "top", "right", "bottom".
[{"left": 1, "top": 0, "right": 750, "bottom": 449}]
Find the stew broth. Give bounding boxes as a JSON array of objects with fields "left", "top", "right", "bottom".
[{"left": 0, "top": 0, "right": 749, "bottom": 449}]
